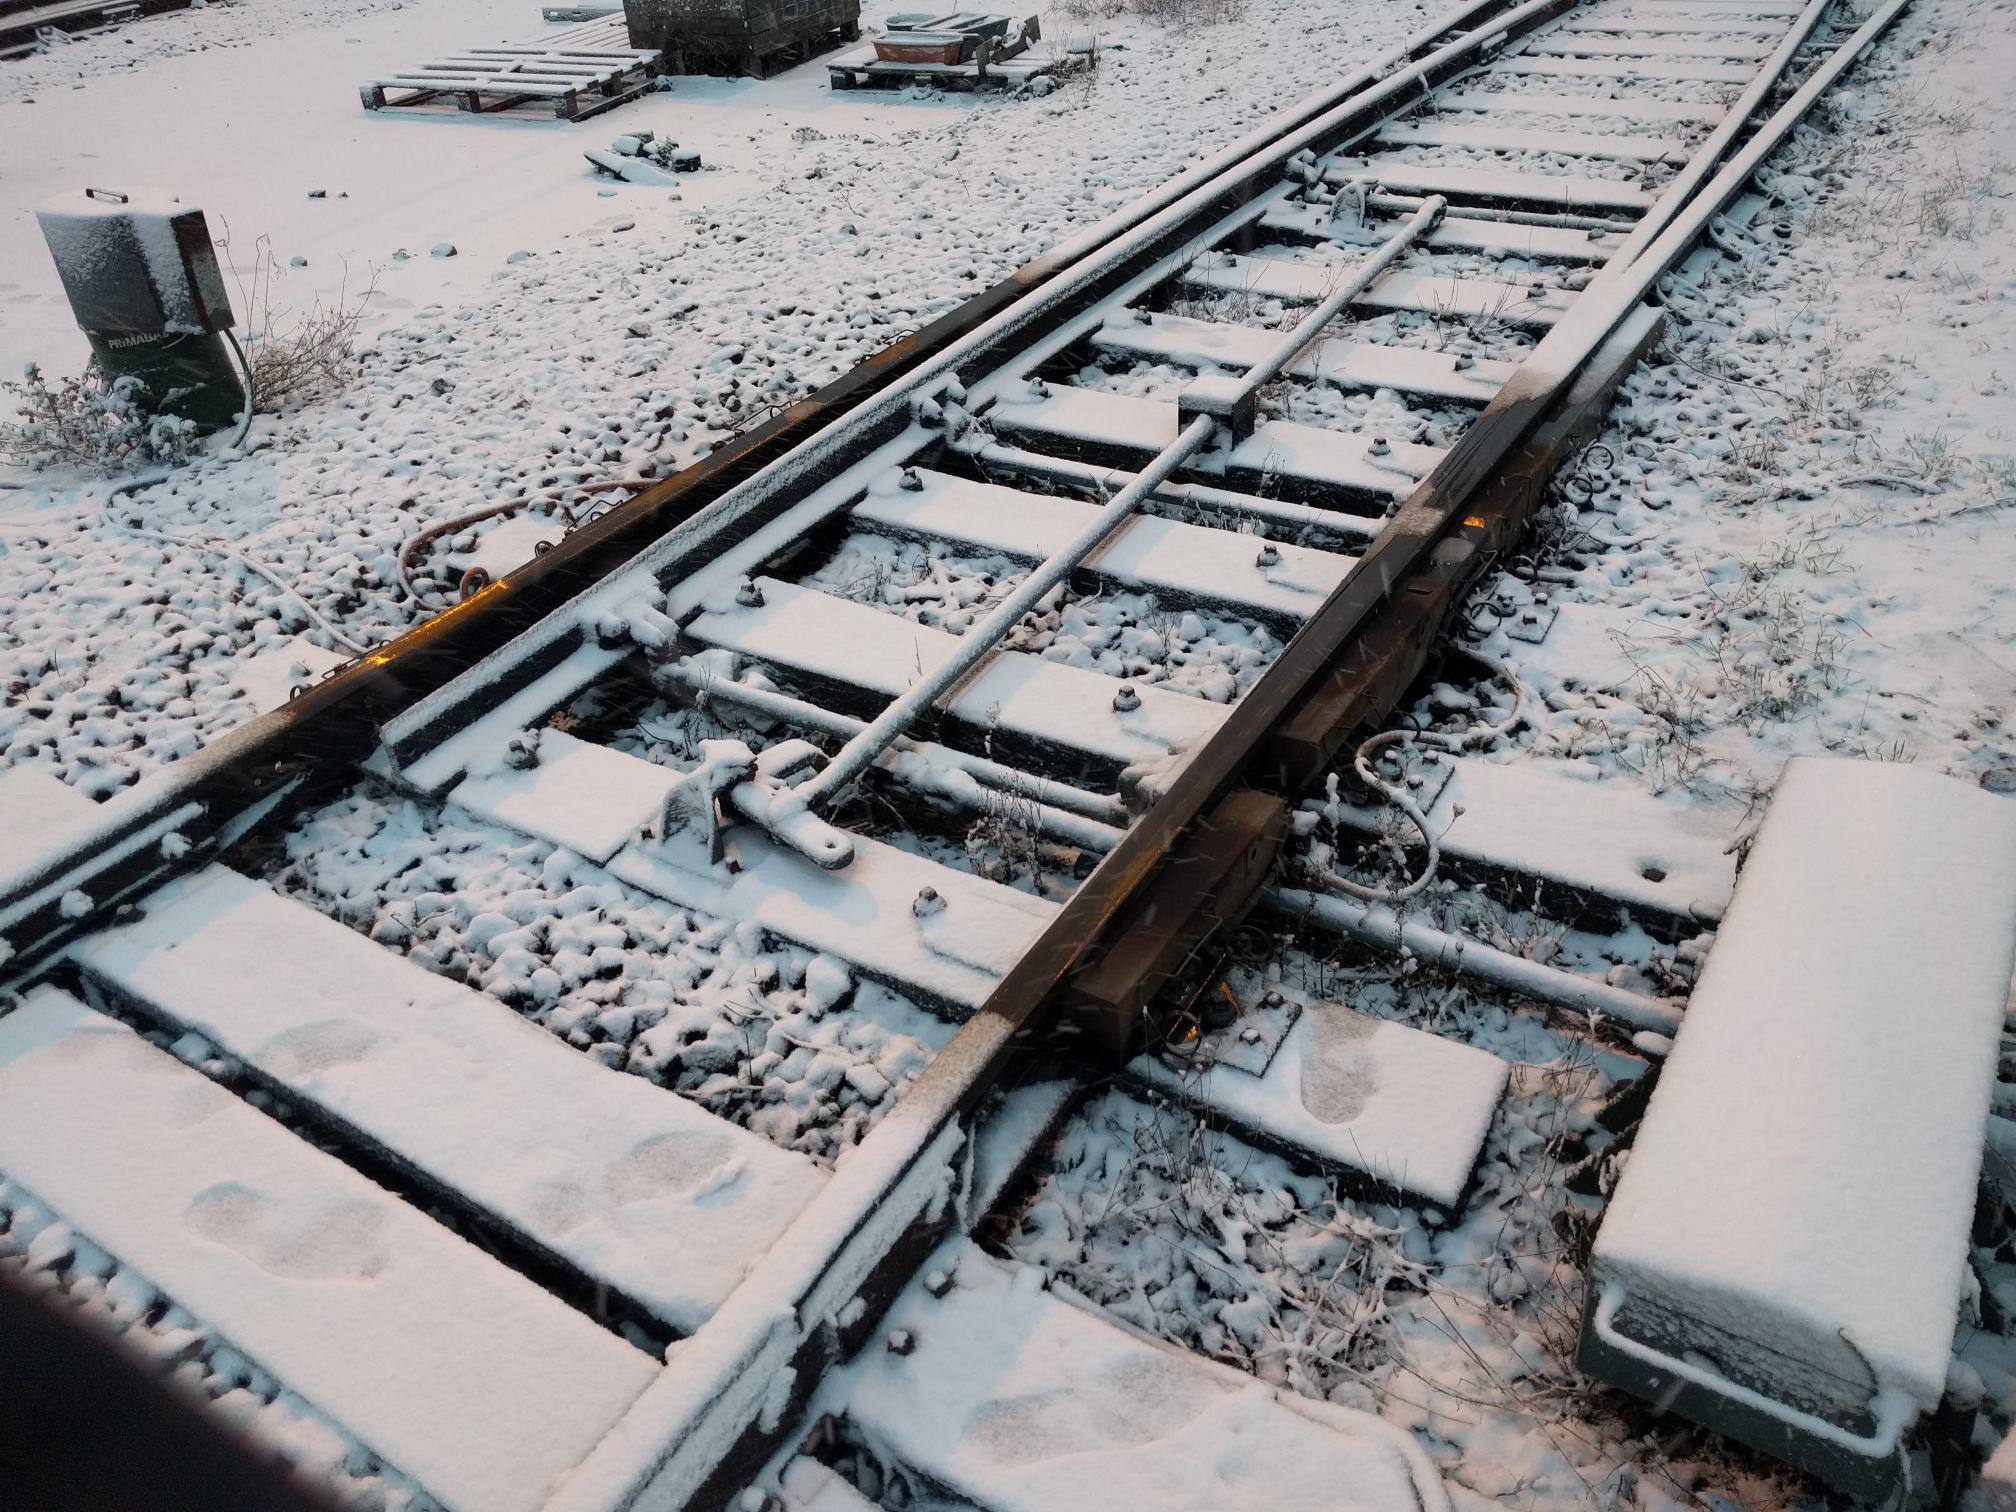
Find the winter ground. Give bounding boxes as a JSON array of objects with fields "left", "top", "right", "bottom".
[
  {"left": 3, "top": 0, "right": 2016, "bottom": 1507},
  {"left": 0, "top": 0, "right": 1429, "bottom": 790},
  {"left": 1511, "top": 0, "right": 2016, "bottom": 810},
  {"left": 1, "top": 0, "right": 2006, "bottom": 800}
]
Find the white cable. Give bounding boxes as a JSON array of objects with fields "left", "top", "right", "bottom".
[
  {"left": 1318, "top": 642, "right": 1525, "bottom": 905},
  {"left": 222, "top": 328, "right": 255, "bottom": 452},
  {"left": 1327, "top": 728, "right": 1444, "bottom": 903},
  {"left": 102, "top": 471, "right": 374, "bottom": 657}
]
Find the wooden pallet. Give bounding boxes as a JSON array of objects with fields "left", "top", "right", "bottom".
[{"left": 359, "top": 17, "right": 663, "bottom": 122}]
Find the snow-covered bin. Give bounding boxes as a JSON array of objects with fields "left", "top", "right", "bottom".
[
  {"left": 34, "top": 186, "right": 242, "bottom": 431},
  {"left": 36, "top": 187, "right": 233, "bottom": 339},
  {"left": 1578, "top": 758, "right": 2016, "bottom": 1498}
]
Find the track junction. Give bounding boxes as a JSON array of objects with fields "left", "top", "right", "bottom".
[{"left": 2, "top": 0, "right": 1979, "bottom": 1505}]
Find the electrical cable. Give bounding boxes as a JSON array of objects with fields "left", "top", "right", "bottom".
[
  {"left": 396, "top": 477, "right": 657, "bottom": 609},
  {"left": 101, "top": 470, "right": 374, "bottom": 657},
  {"left": 1315, "top": 642, "right": 1526, "bottom": 905},
  {"left": 222, "top": 328, "right": 255, "bottom": 451}
]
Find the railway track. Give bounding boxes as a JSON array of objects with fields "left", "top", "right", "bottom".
[{"left": 0, "top": 0, "right": 1918, "bottom": 1504}]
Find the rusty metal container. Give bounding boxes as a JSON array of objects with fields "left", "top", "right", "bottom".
[
  {"left": 874, "top": 31, "right": 962, "bottom": 63},
  {"left": 872, "top": 13, "right": 1010, "bottom": 61}
]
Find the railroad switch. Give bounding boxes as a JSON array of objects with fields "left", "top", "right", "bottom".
[{"left": 1268, "top": 304, "right": 1667, "bottom": 789}]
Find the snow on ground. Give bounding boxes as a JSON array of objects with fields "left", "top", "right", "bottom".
[
  {"left": 1507, "top": 0, "right": 2016, "bottom": 805},
  {"left": 5, "top": 0, "right": 2016, "bottom": 1506},
  {"left": 0, "top": 0, "right": 1431, "bottom": 793},
  {"left": 1, "top": 1163, "right": 442, "bottom": 1510},
  {"left": 267, "top": 790, "right": 958, "bottom": 1163},
  {"left": 999, "top": 951, "right": 1835, "bottom": 1510}
]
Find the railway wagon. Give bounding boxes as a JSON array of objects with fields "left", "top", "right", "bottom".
[{"left": 621, "top": 0, "right": 859, "bottom": 75}]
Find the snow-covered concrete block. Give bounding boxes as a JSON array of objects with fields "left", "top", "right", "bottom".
[
  {"left": 986, "top": 384, "right": 1183, "bottom": 456},
  {"left": 1432, "top": 87, "right": 1727, "bottom": 124},
  {"left": 987, "top": 383, "right": 1441, "bottom": 502},
  {"left": 1181, "top": 250, "right": 1574, "bottom": 327},
  {"left": 1582, "top": 758, "right": 2016, "bottom": 1496},
  {"left": 394, "top": 641, "right": 631, "bottom": 795},
  {"left": 1092, "top": 311, "right": 1514, "bottom": 403},
  {"left": 0, "top": 987, "right": 657, "bottom": 1512},
  {"left": 1324, "top": 755, "right": 1741, "bottom": 929},
  {"left": 1490, "top": 51, "right": 1753, "bottom": 83},
  {"left": 614, "top": 824, "right": 1057, "bottom": 1015},
  {"left": 1176, "top": 370, "right": 1257, "bottom": 439},
  {"left": 1261, "top": 197, "right": 1622, "bottom": 265},
  {"left": 450, "top": 726, "right": 683, "bottom": 863},
  {"left": 1376, "top": 119, "right": 1691, "bottom": 165},
  {"left": 1130, "top": 991, "right": 1508, "bottom": 1208},
  {"left": 686, "top": 578, "right": 1224, "bottom": 777},
  {"left": 831, "top": 1240, "right": 1449, "bottom": 1511},
  {"left": 1319, "top": 158, "right": 1658, "bottom": 213},
  {"left": 71, "top": 865, "right": 827, "bottom": 1333},
  {"left": 408, "top": 713, "right": 1056, "bottom": 1016},
  {"left": 850, "top": 468, "right": 1351, "bottom": 623},
  {"left": 1224, "top": 417, "right": 1440, "bottom": 503}
]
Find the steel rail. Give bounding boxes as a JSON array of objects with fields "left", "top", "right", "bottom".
[
  {"left": 0, "top": 0, "right": 1574, "bottom": 983},
  {"left": 0, "top": 2, "right": 1910, "bottom": 1504},
  {"left": 539, "top": 3, "right": 1915, "bottom": 1505},
  {"left": 1588, "top": 0, "right": 1836, "bottom": 280},
  {"left": 798, "top": 198, "right": 1446, "bottom": 814}
]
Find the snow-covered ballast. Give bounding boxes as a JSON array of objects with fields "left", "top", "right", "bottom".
[{"left": 1578, "top": 758, "right": 2016, "bottom": 1498}]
